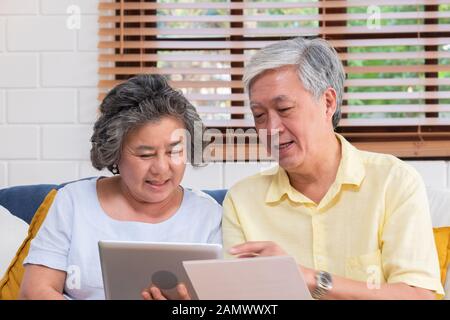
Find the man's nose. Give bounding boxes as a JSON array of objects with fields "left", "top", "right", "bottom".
[
  {"left": 258, "top": 114, "right": 284, "bottom": 152},
  {"left": 266, "top": 113, "right": 284, "bottom": 134}
]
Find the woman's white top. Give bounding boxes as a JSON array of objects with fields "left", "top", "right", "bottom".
[{"left": 24, "top": 178, "right": 222, "bottom": 300}]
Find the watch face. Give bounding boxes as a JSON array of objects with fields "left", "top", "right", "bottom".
[
  {"left": 313, "top": 271, "right": 333, "bottom": 299},
  {"left": 319, "top": 272, "right": 333, "bottom": 289}
]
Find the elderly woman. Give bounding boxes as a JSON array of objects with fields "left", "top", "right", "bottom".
[
  {"left": 223, "top": 37, "right": 444, "bottom": 299},
  {"left": 19, "top": 74, "right": 222, "bottom": 300}
]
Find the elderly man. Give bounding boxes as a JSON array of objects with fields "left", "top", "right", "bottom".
[{"left": 223, "top": 37, "right": 444, "bottom": 300}]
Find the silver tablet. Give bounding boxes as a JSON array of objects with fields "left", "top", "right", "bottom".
[
  {"left": 184, "top": 256, "right": 313, "bottom": 300},
  {"left": 98, "top": 240, "right": 223, "bottom": 300}
]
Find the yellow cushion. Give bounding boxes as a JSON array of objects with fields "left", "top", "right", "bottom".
[
  {"left": 0, "top": 190, "right": 57, "bottom": 300},
  {"left": 433, "top": 227, "right": 450, "bottom": 287}
]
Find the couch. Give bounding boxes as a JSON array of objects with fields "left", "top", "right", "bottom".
[
  {"left": 0, "top": 179, "right": 226, "bottom": 282},
  {"left": 0, "top": 179, "right": 449, "bottom": 299}
]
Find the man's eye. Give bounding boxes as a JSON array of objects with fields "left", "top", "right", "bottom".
[
  {"left": 139, "top": 154, "right": 155, "bottom": 158},
  {"left": 279, "top": 107, "right": 292, "bottom": 112},
  {"left": 169, "top": 147, "right": 183, "bottom": 154},
  {"left": 254, "top": 114, "right": 264, "bottom": 119}
]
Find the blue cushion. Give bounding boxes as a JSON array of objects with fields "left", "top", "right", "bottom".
[
  {"left": 0, "top": 181, "right": 227, "bottom": 224},
  {"left": 203, "top": 189, "right": 227, "bottom": 206},
  {"left": 0, "top": 184, "right": 58, "bottom": 224}
]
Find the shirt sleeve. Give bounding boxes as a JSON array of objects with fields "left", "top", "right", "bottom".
[
  {"left": 222, "top": 192, "right": 247, "bottom": 259},
  {"left": 381, "top": 164, "right": 445, "bottom": 296},
  {"left": 23, "top": 187, "right": 74, "bottom": 272},
  {"left": 206, "top": 202, "right": 223, "bottom": 245}
]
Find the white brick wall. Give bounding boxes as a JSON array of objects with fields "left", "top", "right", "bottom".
[
  {"left": 447, "top": 163, "right": 450, "bottom": 189},
  {"left": 0, "top": 1, "right": 100, "bottom": 186},
  {"left": 182, "top": 163, "right": 224, "bottom": 190},
  {"left": 0, "top": 19, "right": 5, "bottom": 52},
  {"left": 79, "top": 161, "right": 110, "bottom": 179},
  {"left": 0, "top": 0, "right": 38, "bottom": 15},
  {"left": 40, "top": 0, "right": 98, "bottom": 15},
  {"left": 0, "top": 162, "right": 6, "bottom": 188},
  {"left": 42, "top": 125, "right": 92, "bottom": 160},
  {"left": 407, "top": 161, "right": 448, "bottom": 189},
  {"left": 0, "top": 91, "right": 5, "bottom": 123},
  {"left": 41, "top": 53, "right": 98, "bottom": 87},
  {"left": 0, "top": 55, "right": 38, "bottom": 88},
  {"left": 7, "top": 90, "right": 77, "bottom": 123},
  {"left": 0, "top": 126, "right": 39, "bottom": 160},
  {"left": 78, "top": 16, "right": 98, "bottom": 52},
  {"left": 0, "top": 1, "right": 449, "bottom": 191},
  {"left": 7, "top": 17, "right": 75, "bottom": 51},
  {"left": 78, "top": 88, "right": 99, "bottom": 123},
  {"left": 8, "top": 161, "right": 78, "bottom": 186}
]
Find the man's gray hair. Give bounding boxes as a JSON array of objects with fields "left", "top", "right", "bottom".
[
  {"left": 243, "top": 37, "right": 345, "bottom": 128},
  {"left": 90, "top": 74, "right": 204, "bottom": 173}
]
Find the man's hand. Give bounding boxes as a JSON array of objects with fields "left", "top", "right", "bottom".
[
  {"left": 229, "top": 241, "right": 316, "bottom": 290},
  {"left": 228, "top": 241, "right": 289, "bottom": 258},
  {"left": 141, "top": 283, "right": 191, "bottom": 300}
]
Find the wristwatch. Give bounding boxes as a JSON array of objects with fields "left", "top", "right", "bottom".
[{"left": 311, "top": 271, "right": 333, "bottom": 300}]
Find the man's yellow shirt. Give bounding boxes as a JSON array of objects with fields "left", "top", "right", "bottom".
[{"left": 223, "top": 134, "right": 444, "bottom": 296}]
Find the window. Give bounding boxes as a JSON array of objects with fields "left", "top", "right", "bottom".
[{"left": 98, "top": 0, "right": 450, "bottom": 159}]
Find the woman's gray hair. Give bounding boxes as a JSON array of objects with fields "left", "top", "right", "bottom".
[
  {"left": 243, "top": 37, "right": 345, "bottom": 128},
  {"left": 91, "top": 74, "right": 205, "bottom": 173}
]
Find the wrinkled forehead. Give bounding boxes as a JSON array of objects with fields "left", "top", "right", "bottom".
[
  {"left": 249, "top": 67, "right": 304, "bottom": 96},
  {"left": 124, "top": 118, "right": 187, "bottom": 147}
]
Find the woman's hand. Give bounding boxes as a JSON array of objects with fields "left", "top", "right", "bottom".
[{"left": 141, "top": 283, "right": 191, "bottom": 300}]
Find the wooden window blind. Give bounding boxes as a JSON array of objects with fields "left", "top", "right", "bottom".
[{"left": 98, "top": 0, "right": 450, "bottom": 158}]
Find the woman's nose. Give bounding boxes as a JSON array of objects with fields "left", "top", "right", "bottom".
[{"left": 149, "top": 154, "right": 170, "bottom": 175}]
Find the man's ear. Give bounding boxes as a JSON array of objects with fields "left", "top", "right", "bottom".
[{"left": 323, "top": 87, "right": 337, "bottom": 121}]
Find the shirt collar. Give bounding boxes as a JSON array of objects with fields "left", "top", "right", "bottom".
[
  {"left": 264, "top": 166, "right": 312, "bottom": 204},
  {"left": 265, "top": 134, "right": 365, "bottom": 204},
  {"left": 334, "top": 133, "right": 365, "bottom": 187}
]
